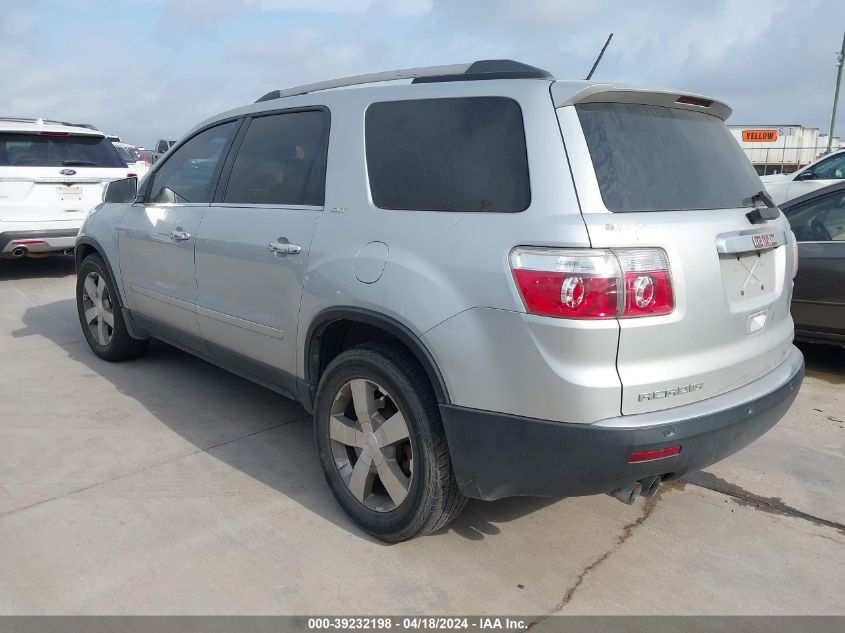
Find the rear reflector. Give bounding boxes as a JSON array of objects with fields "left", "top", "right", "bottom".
[
  {"left": 675, "top": 95, "right": 712, "bottom": 107},
  {"left": 510, "top": 247, "right": 674, "bottom": 319},
  {"left": 11, "top": 240, "right": 45, "bottom": 245},
  {"left": 628, "top": 446, "right": 681, "bottom": 463}
]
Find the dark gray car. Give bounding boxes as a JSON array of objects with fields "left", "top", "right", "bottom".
[{"left": 783, "top": 181, "right": 845, "bottom": 345}]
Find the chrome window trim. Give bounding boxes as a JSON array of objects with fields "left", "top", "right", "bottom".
[{"left": 209, "top": 203, "right": 323, "bottom": 211}]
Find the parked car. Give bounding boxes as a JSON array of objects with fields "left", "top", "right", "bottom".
[
  {"left": 112, "top": 142, "right": 150, "bottom": 180},
  {"left": 761, "top": 148, "right": 845, "bottom": 205},
  {"left": 0, "top": 117, "right": 132, "bottom": 258},
  {"left": 75, "top": 60, "right": 804, "bottom": 541},
  {"left": 149, "top": 138, "right": 177, "bottom": 164},
  {"left": 782, "top": 181, "right": 845, "bottom": 345}
]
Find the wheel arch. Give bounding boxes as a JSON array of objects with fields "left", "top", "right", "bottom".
[
  {"left": 303, "top": 307, "right": 450, "bottom": 409},
  {"left": 75, "top": 237, "right": 125, "bottom": 308}
]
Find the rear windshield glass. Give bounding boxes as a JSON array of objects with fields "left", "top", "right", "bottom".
[
  {"left": 365, "top": 97, "right": 530, "bottom": 212},
  {"left": 0, "top": 133, "right": 126, "bottom": 168},
  {"left": 576, "top": 103, "right": 762, "bottom": 212},
  {"left": 115, "top": 145, "right": 141, "bottom": 163}
]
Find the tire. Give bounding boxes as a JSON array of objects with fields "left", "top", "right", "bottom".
[
  {"left": 76, "top": 254, "right": 148, "bottom": 362},
  {"left": 314, "top": 343, "right": 467, "bottom": 542}
]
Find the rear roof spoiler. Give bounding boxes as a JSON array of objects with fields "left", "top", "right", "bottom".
[{"left": 551, "top": 82, "right": 732, "bottom": 121}]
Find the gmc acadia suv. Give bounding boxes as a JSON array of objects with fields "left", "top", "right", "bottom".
[{"left": 74, "top": 60, "right": 804, "bottom": 541}]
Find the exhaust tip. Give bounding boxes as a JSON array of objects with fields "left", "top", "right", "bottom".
[
  {"left": 11, "top": 246, "right": 28, "bottom": 258},
  {"left": 639, "top": 476, "right": 662, "bottom": 498},
  {"left": 611, "top": 482, "right": 642, "bottom": 505}
]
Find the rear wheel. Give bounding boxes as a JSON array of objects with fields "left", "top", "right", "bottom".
[
  {"left": 76, "top": 254, "right": 148, "bottom": 361},
  {"left": 314, "top": 343, "right": 466, "bottom": 541}
]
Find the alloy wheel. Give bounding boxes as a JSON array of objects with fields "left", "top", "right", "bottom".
[
  {"left": 81, "top": 271, "right": 114, "bottom": 346},
  {"left": 328, "top": 378, "right": 414, "bottom": 512}
]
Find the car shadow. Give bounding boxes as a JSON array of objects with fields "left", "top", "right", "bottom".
[
  {"left": 0, "top": 255, "right": 76, "bottom": 280},
  {"left": 18, "top": 295, "right": 558, "bottom": 543},
  {"left": 797, "top": 341, "right": 845, "bottom": 384}
]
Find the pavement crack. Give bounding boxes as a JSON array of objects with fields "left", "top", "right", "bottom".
[
  {"left": 684, "top": 471, "right": 845, "bottom": 536},
  {"left": 0, "top": 415, "right": 310, "bottom": 520},
  {"left": 527, "top": 492, "right": 661, "bottom": 628}
]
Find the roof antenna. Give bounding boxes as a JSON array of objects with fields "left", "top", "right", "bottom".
[{"left": 585, "top": 33, "right": 613, "bottom": 80}]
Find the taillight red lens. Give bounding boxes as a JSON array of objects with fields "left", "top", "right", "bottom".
[
  {"left": 127, "top": 173, "right": 137, "bottom": 179},
  {"left": 512, "top": 270, "right": 619, "bottom": 318},
  {"left": 510, "top": 247, "right": 674, "bottom": 320},
  {"left": 511, "top": 249, "right": 621, "bottom": 319},
  {"left": 623, "top": 271, "right": 674, "bottom": 317}
]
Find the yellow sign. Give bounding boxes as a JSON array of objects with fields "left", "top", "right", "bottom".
[{"left": 742, "top": 129, "right": 778, "bottom": 142}]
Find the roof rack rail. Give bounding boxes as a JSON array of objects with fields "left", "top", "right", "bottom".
[{"left": 256, "top": 59, "right": 553, "bottom": 103}]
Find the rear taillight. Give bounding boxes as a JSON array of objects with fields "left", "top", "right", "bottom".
[
  {"left": 127, "top": 173, "right": 137, "bottom": 179},
  {"left": 615, "top": 249, "right": 674, "bottom": 318},
  {"left": 789, "top": 230, "right": 799, "bottom": 279},
  {"left": 510, "top": 247, "right": 674, "bottom": 320}
]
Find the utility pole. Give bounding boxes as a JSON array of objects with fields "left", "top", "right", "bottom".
[{"left": 826, "top": 30, "right": 845, "bottom": 154}]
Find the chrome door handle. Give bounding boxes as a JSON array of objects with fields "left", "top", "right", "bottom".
[
  {"left": 169, "top": 230, "right": 191, "bottom": 242},
  {"left": 268, "top": 241, "right": 301, "bottom": 255}
]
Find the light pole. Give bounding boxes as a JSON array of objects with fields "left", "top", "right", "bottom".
[{"left": 826, "top": 30, "right": 845, "bottom": 154}]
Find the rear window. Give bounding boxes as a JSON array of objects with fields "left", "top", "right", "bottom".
[
  {"left": 365, "top": 97, "right": 530, "bottom": 212},
  {"left": 576, "top": 103, "right": 762, "bottom": 212},
  {"left": 0, "top": 133, "right": 126, "bottom": 168},
  {"left": 115, "top": 145, "right": 141, "bottom": 164}
]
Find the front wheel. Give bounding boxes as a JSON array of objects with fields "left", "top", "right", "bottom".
[
  {"left": 76, "top": 254, "right": 148, "bottom": 361},
  {"left": 314, "top": 343, "right": 466, "bottom": 542}
]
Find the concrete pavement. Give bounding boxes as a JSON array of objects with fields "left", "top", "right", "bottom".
[{"left": 1, "top": 257, "right": 843, "bottom": 615}]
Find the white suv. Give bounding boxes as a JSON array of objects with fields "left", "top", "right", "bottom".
[{"left": 0, "top": 118, "right": 131, "bottom": 258}]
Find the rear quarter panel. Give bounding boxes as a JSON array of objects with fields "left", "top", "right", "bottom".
[{"left": 297, "top": 81, "right": 598, "bottom": 409}]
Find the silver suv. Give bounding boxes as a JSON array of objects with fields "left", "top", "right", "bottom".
[{"left": 75, "top": 60, "right": 805, "bottom": 541}]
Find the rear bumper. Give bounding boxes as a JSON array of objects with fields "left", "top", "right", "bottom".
[
  {"left": 440, "top": 345, "right": 804, "bottom": 500},
  {"left": 0, "top": 229, "right": 80, "bottom": 254}
]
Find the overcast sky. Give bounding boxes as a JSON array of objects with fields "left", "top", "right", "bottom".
[{"left": 2, "top": 0, "right": 844, "bottom": 147}]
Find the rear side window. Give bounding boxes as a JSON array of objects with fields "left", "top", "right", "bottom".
[
  {"left": 577, "top": 103, "right": 762, "bottom": 212},
  {"left": 365, "top": 97, "right": 530, "bottom": 212},
  {"left": 149, "top": 121, "right": 237, "bottom": 204},
  {"left": 0, "top": 133, "right": 125, "bottom": 168},
  {"left": 224, "top": 110, "right": 330, "bottom": 206}
]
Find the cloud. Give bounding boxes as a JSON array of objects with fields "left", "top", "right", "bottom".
[{"left": 2, "top": 0, "right": 844, "bottom": 145}]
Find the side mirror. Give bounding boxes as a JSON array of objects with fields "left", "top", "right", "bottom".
[
  {"left": 795, "top": 168, "right": 816, "bottom": 181},
  {"left": 103, "top": 177, "right": 138, "bottom": 203}
]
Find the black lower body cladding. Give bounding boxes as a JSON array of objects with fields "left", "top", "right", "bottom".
[{"left": 440, "top": 350, "right": 804, "bottom": 501}]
